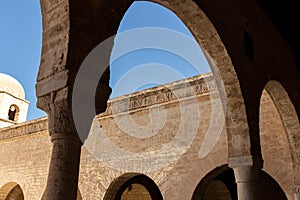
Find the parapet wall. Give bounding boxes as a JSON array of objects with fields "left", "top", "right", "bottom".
[{"left": 0, "top": 73, "right": 216, "bottom": 141}]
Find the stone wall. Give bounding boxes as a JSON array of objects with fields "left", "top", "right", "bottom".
[
  {"left": 0, "top": 118, "right": 50, "bottom": 199},
  {"left": 0, "top": 74, "right": 295, "bottom": 200}
]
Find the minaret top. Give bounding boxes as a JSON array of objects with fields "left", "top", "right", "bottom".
[
  {"left": 0, "top": 73, "right": 29, "bottom": 128},
  {"left": 0, "top": 73, "right": 25, "bottom": 99}
]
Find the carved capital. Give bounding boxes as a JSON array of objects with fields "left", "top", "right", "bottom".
[
  {"left": 36, "top": 65, "right": 111, "bottom": 143},
  {"left": 37, "top": 86, "right": 80, "bottom": 142},
  {"left": 228, "top": 155, "right": 263, "bottom": 169},
  {"left": 228, "top": 156, "right": 261, "bottom": 183},
  {"left": 233, "top": 166, "right": 258, "bottom": 183}
]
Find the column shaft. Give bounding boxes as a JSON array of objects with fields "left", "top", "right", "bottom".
[
  {"left": 236, "top": 182, "right": 257, "bottom": 200},
  {"left": 44, "top": 137, "right": 82, "bottom": 200}
]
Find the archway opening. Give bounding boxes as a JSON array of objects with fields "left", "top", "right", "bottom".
[
  {"left": 192, "top": 166, "right": 237, "bottom": 200},
  {"left": 77, "top": 0, "right": 231, "bottom": 174},
  {"left": 110, "top": 1, "right": 211, "bottom": 98},
  {"left": 104, "top": 173, "right": 163, "bottom": 200},
  {"left": 202, "top": 180, "right": 232, "bottom": 200},
  {"left": 71, "top": 0, "right": 251, "bottom": 189},
  {"left": 259, "top": 80, "right": 300, "bottom": 199},
  {"left": 0, "top": 182, "right": 24, "bottom": 200},
  {"left": 121, "top": 184, "right": 151, "bottom": 200},
  {"left": 98, "top": 0, "right": 250, "bottom": 162}
]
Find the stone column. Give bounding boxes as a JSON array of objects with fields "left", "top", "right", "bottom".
[
  {"left": 44, "top": 135, "right": 82, "bottom": 200},
  {"left": 42, "top": 93, "right": 83, "bottom": 200},
  {"left": 229, "top": 156, "right": 261, "bottom": 200}
]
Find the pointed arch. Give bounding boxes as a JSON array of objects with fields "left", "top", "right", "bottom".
[
  {"left": 39, "top": 0, "right": 252, "bottom": 160},
  {"left": 262, "top": 80, "right": 300, "bottom": 187},
  {"left": 154, "top": 0, "right": 251, "bottom": 158},
  {"left": 191, "top": 165, "right": 237, "bottom": 200},
  {"left": 0, "top": 182, "right": 24, "bottom": 200},
  {"left": 103, "top": 173, "right": 163, "bottom": 200}
]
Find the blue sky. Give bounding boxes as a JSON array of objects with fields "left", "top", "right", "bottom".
[
  {"left": 111, "top": 2, "right": 210, "bottom": 96},
  {"left": 0, "top": 1, "right": 44, "bottom": 120},
  {"left": 0, "top": 1, "right": 210, "bottom": 120}
]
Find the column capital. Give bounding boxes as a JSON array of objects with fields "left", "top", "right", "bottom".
[
  {"left": 228, "top": 155, "right": 263, "bottom": 169},
  {"left": 228, "top": 156, "right": 261, "bottom": 183},
  {"left": 37, "top": 88, "right": 81, "bottom": 142}
]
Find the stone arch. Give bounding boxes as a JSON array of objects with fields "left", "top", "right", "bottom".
[
  {"left": 192, "top": 165, "right": 288, "bottom": 200},
  {"left": 0, "top": 182, "right": 24, "bottom": 200},
  {"left": 191, "top": 165, "right": 237, "bottom": 200},
  {"left": 38, "top": 0, "right": 251, "bottom": 161},
  {"left": 261, "top": 80, "right": 300, "bottom": 192},
  {"left": 38, "top": 1, "right": 262, "bottom": 198},
  {"left": 103, "top": 173, "right": 163, "bottom": 200}
]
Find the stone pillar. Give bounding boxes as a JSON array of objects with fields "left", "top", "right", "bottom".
[
  {"left": 44, "top": 135, "right": 82, "bottom": 200},
  {"left": 42, "top": 93, "right": 83, "bottom": 200},
  {"left": 229, "top": 156, "right": 261, "bottom": 200}
]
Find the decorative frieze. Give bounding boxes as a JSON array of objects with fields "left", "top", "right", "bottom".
[
  {"left": 103, "top": 74, "right": 217, "bottom": 116},
  {"left": 0, "top": 118, "right": 48, "bottom": 141}
]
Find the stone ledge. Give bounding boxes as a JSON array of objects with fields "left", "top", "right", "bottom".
[
  {"left": 101, "top": 73, "right": 215, "bottom": 116},
  {"left": 0, "top": 117, "right": 48, "bottom": 141},
  {"left": 1, "top": 73, "right": 216, "bottom": 140}
]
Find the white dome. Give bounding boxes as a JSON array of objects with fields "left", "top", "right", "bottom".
[{"left": 0, "top": 73, "right": 25, "bottom": 99}]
